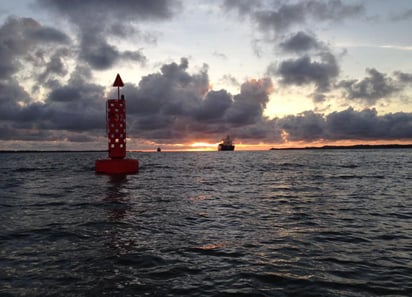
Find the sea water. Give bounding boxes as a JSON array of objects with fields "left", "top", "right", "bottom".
[{"left": 0, "top": 150, "right": 411, "bottom": 296}]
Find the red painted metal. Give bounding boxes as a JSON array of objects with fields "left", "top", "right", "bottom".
[
  {"left": 95, "top": 158, "right": 139, "bottom": 175},
  {"left": 95, "top": 74, "right": 139, "bottom": 174},
  {"left": 113, "top": 74, "right": 124, "bottom": 100},
  {"left": 113, "top": 74, "right": 124, "bottom": 87},
  {"left": 107, "top": 99, "right": 126, "bottom": 159}
]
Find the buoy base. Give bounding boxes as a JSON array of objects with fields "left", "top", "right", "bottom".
[{"left": 95, "top": 158, "right": 139, "bottom": 174}]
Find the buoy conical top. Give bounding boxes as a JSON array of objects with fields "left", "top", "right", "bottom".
[{"left": 113, "top": 74, "right": 124, "bottom": 87}]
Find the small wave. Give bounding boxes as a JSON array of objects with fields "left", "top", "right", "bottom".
[
  {"left": 14, "top": 167, "right": 38, "bottom": 173},
  {"left": 139, "top": 163, "right": 173, "bottom": 170},
  {"left": 340, "top": 164, "right": 359, "bottom": 168},
  {"left": 116, "top": 253, "right": 166, "bottom": 268},
  {"left": 0, "top": 202, "right": 14, "bottom": 207},
  {"left": 315, "top": 231, "right": 371, "bottom": 243},
  {"left": 374, "top": 233, "right": 411, "bottom": 240},
  {"left": 329, "top": 174, "right": 385, "bottom": 180},
  {"left": 192, "top": 242, "right": 227, "bottom": 250}
]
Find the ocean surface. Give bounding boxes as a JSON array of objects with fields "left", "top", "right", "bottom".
[{"left": 0, "top": 150, "right": 411, "bottom": 297}]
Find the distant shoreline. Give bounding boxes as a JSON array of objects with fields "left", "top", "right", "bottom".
[{"left": 270, "top": 144, "right": 412, "bottom": 150}]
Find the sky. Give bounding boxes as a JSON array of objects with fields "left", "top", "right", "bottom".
[{"left": 0, "top": 0, "right": 412, "bottom": 151}]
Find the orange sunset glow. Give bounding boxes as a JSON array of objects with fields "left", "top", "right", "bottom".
[{"left": 136, "top": 139, "right": 411, "bottom": 152}]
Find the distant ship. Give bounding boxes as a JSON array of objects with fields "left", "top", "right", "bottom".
[{"left": 218, "top": 135, "right": 235, "bottom": 151}]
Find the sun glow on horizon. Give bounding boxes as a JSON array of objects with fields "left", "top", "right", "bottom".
[
  {"left": 188, "top": 142, "right": 219, "bottom": 151},
  {"left": 126, "top": 137, "right": 412, "bottom": 152}
]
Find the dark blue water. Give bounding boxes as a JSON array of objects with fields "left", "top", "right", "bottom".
[{"left": 1, "top": 150, "right": 411, "bottom": 296}]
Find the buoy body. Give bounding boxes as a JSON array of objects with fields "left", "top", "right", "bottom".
[
  {"left": 95, "top": 158, "right": 139, "bottom": 174},
  {"left": 95, "top": 74, "right": 139, "bottom": 174},
  {"left": 107, "top": 98, "right": 126, "bottom": 159}
]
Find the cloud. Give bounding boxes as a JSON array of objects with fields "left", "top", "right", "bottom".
[
  {"left": 326, "top": 108, "right": 412, "bottom": 140},
  {"left": 394, "top": 71, "right": 412, "bottom": 83},
  {"left": 277, "top": 108, "right": 412, "bottom": 142},
  {"left": 37, "top": 0, "right": 179, "bottom": 22},
  {"left": 36, "top": 48, "right": 70, "bottom": 86},
  {"left": 277, "top": 111, "right": 326, "bottom": 141},
  {"left": 225, "top": 78, "right": 273, "bottom": 125},
  {"left": 263, "top": 29, "right": 340, "bottom": 103},
  {"left": 0, "top": 79, "right": 33, "bottom": 120},
  {"left": 271, "top": 52, "right": 339, "bottom": 94},
  {"left": 389, "top": 9, "right": 412, "bottom": 22},
  {"left": 79, "top": 36, "right": 146, "bottom": 70},
  {"left": 0, "top": 64, "right": 105, "bottom": 143},
  {"left": 2, "top": 50, "right": 410, "bottom": 147},
  {"left": 119, "top": 59, "right": 274, "bottom": 142},
  {"left": 36, "top": 0, "right": 180, "bottom": 70},
  {"left": 194, "top": 90, "right": 232, "bottom": 121},
  {"left": 235, "top": 0, "right": 365, "bottom": 34},
  {"left": 279, "top": 31, "right": 324, "bottom": 53},
  {"left": 224, "top": 1, "right": 363, "bottom": 105},
  {"left": 125, "top": 58, "right": 208, "bottom": 117},
  {"left": 42, "top": 66, "right": 106, "bottom": 131},
  {"left": 222, "top": 0, "right": 262, "bottom": 16},
  {"left": 0, "top": 16, "right": 70, "bottom": 79},
  {"left": 337, "top": 68, "right": 401, "bottom": 105}
]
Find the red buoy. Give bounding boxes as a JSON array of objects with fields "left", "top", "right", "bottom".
[{"left": 95, "top": 74, "right": 139, "bottom": 174}]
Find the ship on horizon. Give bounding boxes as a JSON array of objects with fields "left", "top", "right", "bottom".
[{"left": 218, "top": 135, "right": 235, "bottom": 151}]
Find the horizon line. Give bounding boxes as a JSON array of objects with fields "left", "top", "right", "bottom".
[{"left": 1, "top": 143, "right": 411, "bottom": 153}]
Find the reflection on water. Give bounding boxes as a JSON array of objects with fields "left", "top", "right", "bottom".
[
  {"left": 102, "top": 174, "right": 137, "bottom": 258},
  {"left": 104, "top": 175, "right": 130, "bottom": 221}
]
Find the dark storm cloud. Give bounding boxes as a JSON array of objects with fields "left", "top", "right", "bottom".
[
  {"left": 225, "top": 0, "right": 364, "bottom": 33},
  {"left": 394, "top": 71, "right": 412, "bottom": 84},
  {"left": 0, "top": 64, "right": 105, "bottom": 142},
  {"left": 80, "top": 38, "right": 119, "bottom": 70},
  {"left": 337, "top": 68, "right": 412, "bottom": 104},
  {"left": 326, "top": 108, "right": 412, "bottom": 140},
  {"left": 37, "top": 0, "right": 178, "bottom": 21},
  {"left": 0, "top": 17, "right": 70, "bottom": 79},
  {"left": 222, "top": 0, "right": 262, "bottom": 16},
  {"left": 125, "top": 58, "right": 208, "bottom": 118},
  {"left": 36, "top": 49, "right": 70, "bottom": 85},
  {"left": 225, "top": 78, "right": 273, "bottom": 125},
  {"left": 194, "top": 90, "right": 232, "bottom": 121},
  {"left": 277, "top": 111, "right": 326, "bottom": 141},
  {"left": 28, "top": 26, "right": 69, "bottom": 43},
  {"left": 1, "top": 54, "right": 410, "bottom": 146},
  {"left": 280, "top": 0, "right": 362, "bottom": 31},
  {"left": 276, "top": 108, "right": 412, "bottom": 141},
  {"left": 0, "top": 79, "right": 32, "bottom": 120},
  {"left": 225, "top": 0, "right": 362, "bottom": 104},
  {"left": 79, "top": 34, "right": 147, "bottom": 70},
  {"left": 102, "top": 59, "right": 276, "bottom": 142},
  {"left": 0, "top": 123, "right": 53, "bottom": 141},
  {"left": 41, "top": 66, "right": 106, "bottom": 131},
  {"left": 36, "top": 0, "right": 180, "bottom": 70},
  {"left": 0, "top": 16, "right": 69, "bottom": 47},
  {"left": 279, "top": 31, "right": 323, "bottom": 53},
  {"left": 273, "top": 52, "right": 339, "bottom": 94}
]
